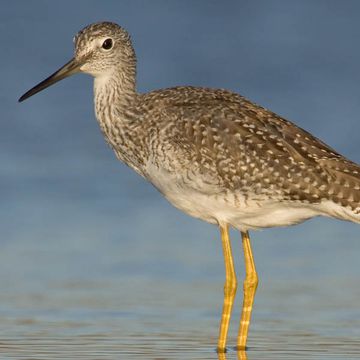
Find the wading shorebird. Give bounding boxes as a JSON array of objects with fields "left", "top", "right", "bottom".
[{"left": 19, "top": 22, "right": 360, "bottom": 352}]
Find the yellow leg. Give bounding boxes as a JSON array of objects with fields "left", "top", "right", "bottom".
[
  {"left": 237, "top": 350, "right": 248, "bottom": 360},
  {"left": 217, "top": 224, "right": 237, "bottom": 352},
  {"left": 237, "top": 231, "right": 258, "bottom": 350}
]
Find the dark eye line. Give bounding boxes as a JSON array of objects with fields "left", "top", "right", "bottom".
[{"left": 102, "top": 38, "right": 113, "bottom": 50}]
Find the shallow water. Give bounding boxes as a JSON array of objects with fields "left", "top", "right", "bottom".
[
  {"left": 3, "top": 0, "right": 360, "bottom": 359},
  {"left": 0, "top": 211, "right": 359, "bottom": 359}
]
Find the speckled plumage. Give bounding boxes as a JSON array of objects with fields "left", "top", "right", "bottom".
[
  {"left": 72, "top": 22, "right": 360, "bottom": 231},
  {"left": 19, "top": 22, "right": 360, "bottom": 229}
]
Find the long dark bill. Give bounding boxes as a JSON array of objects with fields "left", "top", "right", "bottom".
[{"left": 18, "top": 58, "right": 81, "bottom": 102}]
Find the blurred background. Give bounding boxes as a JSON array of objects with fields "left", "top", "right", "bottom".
[{"left": 1, "top": 1, "right": 360, "bottom": 358}]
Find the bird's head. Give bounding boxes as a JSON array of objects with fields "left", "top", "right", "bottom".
[{"left": 19, "top": 21, "right": 135, "bottom": 102}]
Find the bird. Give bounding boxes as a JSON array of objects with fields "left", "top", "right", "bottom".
[{"left": 19, "top": 22, "right": 360, "bottom": 352}]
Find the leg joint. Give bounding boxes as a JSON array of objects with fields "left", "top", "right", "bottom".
[
  {"left": 224, "top": 277, "right": 237, "bottom": 296},
  {"left": 243, "top": 274, "right": 258, "bottom": 291}
]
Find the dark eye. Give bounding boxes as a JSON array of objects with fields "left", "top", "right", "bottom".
[{"left": 102, "top": 38, "right": 113, "bottom": 50}]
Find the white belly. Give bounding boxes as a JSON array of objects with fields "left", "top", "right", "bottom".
[{"left": 145, "top": 162, "right": 328, "bottom": 231}]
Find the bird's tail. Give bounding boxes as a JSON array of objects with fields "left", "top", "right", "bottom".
[{"left": 319, "top": 158, "right": 360, "bottom": 224}]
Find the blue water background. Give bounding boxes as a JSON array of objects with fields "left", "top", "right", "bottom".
[{"left": 1, "top": 1, "right": 360, "bottom": 358}]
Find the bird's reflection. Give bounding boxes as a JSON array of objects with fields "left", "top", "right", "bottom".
[{"left": 218, "top": 349, "right": 248, "bottom": 360}]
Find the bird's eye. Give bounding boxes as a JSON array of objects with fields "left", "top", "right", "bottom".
[{"left": 102, "top": 38, "right": 113, "bottom": 50}]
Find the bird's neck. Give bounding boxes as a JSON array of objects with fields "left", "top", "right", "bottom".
[
  {"left": 94, "top": 64, "right": 137, "bottom": 120},
  {"left": 93, "top": 66, "right": 146, "bottom": 176}
]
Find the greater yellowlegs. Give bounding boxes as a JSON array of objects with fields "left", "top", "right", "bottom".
[{"left": 19, "top": 22, "right": 360, "bottom": 352}]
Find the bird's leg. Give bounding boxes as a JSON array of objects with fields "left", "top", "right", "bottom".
[
  {"left": 217, "top": 224, "right": 237, "bottom": 352},
  {"left": 237, "top": 231, "right": 258, "bottom": 350}
]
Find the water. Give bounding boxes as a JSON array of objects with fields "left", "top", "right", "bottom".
[
  {"left": 4, "top": 174, "right": 360, "bottom": 358},
  {"left": 1, "top": 249, "right": 359, "bottom": 360},
  {"left": 2, "top": 0, "right": 360, "bottom": 358}
]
